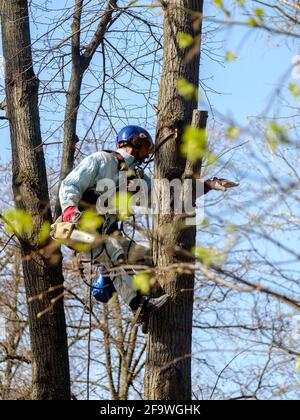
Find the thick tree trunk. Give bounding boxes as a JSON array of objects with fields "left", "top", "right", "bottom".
[
  {"left": 145, "top": 0, "right": 204, "bottom": 400},
  {"left": 0, "top": 0, "right": 71, "bottom": 399}
]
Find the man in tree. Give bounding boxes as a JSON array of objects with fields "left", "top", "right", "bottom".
[
  {"left": 58, "top": 125, "right": 230, "bottom": 319},
  {"left": 59, "top": 126, "right": 170, "bottom": 317}
]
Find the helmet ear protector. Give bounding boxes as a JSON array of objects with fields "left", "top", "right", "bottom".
[{"left": 117, "top": 134, "right": 154, "bottom": 154}]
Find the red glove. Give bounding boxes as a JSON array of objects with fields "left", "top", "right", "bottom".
[{"left": 62, "top": 206, "right": 78, "bottom": 222}]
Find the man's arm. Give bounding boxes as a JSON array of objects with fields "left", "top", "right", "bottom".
[
  {"left": 204, "top": 177, "right": 239, "bottom": 194},
  {"left": 141, "top": 174, "right": 238, "bottom": 206},
  {"left": 59, "top": 154, "right": 100, "bottom": 220}
]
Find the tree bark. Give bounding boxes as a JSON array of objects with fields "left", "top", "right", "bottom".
[
  {"left": 0, "top": 0, "right": 71, "bottom": 399},
  {"left": 145, "top": 0, "right": 204, "bottom": 400}
]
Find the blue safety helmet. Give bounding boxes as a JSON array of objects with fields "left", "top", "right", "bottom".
[{"left": 116, "top": 125, "right": 154, "bottom": 151}]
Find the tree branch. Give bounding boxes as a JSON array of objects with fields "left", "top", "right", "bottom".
[{"left": 81, "top": 0, "right": 118, "bottom": 69}]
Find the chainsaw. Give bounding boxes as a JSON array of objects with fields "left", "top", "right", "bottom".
[
  {"left": 50, "top": 213, "right": 120, "bottom": 247},
  {"left": 50, "top": 216, "right": 97, "bottom": 246}
]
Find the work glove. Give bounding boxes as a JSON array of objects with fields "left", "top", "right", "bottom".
[{"left": 62, "top": 206, "right": 79, "bottom": 222}]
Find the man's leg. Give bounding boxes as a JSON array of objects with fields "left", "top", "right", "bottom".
[
  {"left": 103, "top": 237, "right": 137, "bottom": 306},
  {"left": 96, "top": 237, "right": 170, "bottom": 322}
]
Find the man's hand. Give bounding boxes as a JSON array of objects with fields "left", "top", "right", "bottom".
[
  {"left": 204, "top": 177, "right": 239, "bottom": 194},
  {"left": 62, "top": 206, "right": 79, "bottom": 222}
]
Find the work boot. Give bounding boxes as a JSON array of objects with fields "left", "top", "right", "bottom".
[
  {"left": 130, "top": 294, "right": 170, "bottom": 334},
  {"left": 141, "top": 320, "right": 149, "bottom": 334},
  {"left": 143, "top": 294, "right": 170, "bottom": 314},
  {"left": 140, "top": 294, "right": 170, "bottom": 335}
]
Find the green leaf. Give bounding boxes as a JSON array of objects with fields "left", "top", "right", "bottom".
[
  {"left": 78, "top": 209, "right": 103, "bottom": 234},
  {"left": 254, "top": 8, "right": 265, "bottom": 21},
  {"left": 213, "top": 0, "right": 231, "bottom": 16},
  {"left": 4, "top": 208, "right": 33, "bottom": 237},
  {"left": 38, "top": 221, "right": 51, "bottom": 245},
  {"left": 235, "top": 0, "right": 245, "bottom": 6},
  {"left": 133, "top": 272, "right": 155, "bottom": 295},
  {"left": 288, "top": 83, "right": 300, "bottom": 98},
  {"left": 193, "top": 246, "right": 225, "bottom": 266},
  {"left": 177, "top": 32, "right": 194, "bottom": 49},
  {"left": 181, "top": 126, "right": 207, "bottom": 164},
  {"left": 248, "top": 17, "right": 259, "bottom": 27},
  {"left": 226, "top": 126, "right": 240, "bottom": 139},
  {"left": 113, "top": 192, "right": 133, "bottom": 221},
  {"left": 177, "top": 78, "right": 199, "bottom": 101},
  {"left": 225, "top": 51, "right": 236, "bottom": 62},
  {"left": 213, "top": 0, "right": 224, "bottom": 7},
  {"left": 266, "top": 121, "right": 290, "bottom": 151}
]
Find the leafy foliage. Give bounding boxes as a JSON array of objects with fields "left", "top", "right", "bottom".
[
  {"left": 4, "top": 208, "right": 33, "bottom": 237},
  {"left": 193, "top": 246, "right": 225, "bottom": 266},
  {"left": 181, "top": 126, "right": 207, "bottom": 163},
  {"left": 78, "top": 209, "right": 104, "bottom": 234},
  {"left": 266, "top": 121, "right": 290, "bottom": 151},
  {"left": 177, "top": 78, "right": 199, "bottom": 101},
  {"left": 133, "top": 272, "right": 155, "bottom": 295},
  {"left": 177, "top": 32, "right": 194, "bottom": 49}
]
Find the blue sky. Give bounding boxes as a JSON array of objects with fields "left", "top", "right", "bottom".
[{"left": 201, "top": 2, "right": 297, "bottom": 125}]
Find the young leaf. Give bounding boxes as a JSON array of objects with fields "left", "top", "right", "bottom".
[
  {"left": 177, "top": 78, "right": 199, "bottom": 101},
  {"left": 254, "top": 8, "right": 265, "bottom": 21},
  {"left": 4, "top": 208, "right": 33, "bottom": 237},
  {"left": 133, "top": 272, "right": 155, "bottom": 295},
  {"left": 267, "top": 121, "right": 290, "bottom": 151},
  {"left": 193, "top": 246, "right": 225, "bottom": 266},
  {"left": 213, "top": 0, "right": 224, "bottom": 7},
  {"left": 78, "top": 209, "right": 104, "bottom": 234},
  {"left": 288, "top": 83, "right": 300, "bottom": 98},
  {"left": 181, "top": 126, "right": 207, "bottom": 164},
  {"left": 226, "top": 126, "right": 240, "bottom": 139},
  {"left": 38, "top": 221, "right": 51, "bottom": 245},
  {"left": 113, "top": 192, "right": 133, "bottom": 221},
  {"left": 177, "top": 32, "right": 194, "bottom": 49},
  {"left": 225, "top": 51, "right": 236, "bottom": 62}
]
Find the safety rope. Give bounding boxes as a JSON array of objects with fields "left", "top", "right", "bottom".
[{"left": 86, "top": 250, "right": 94, "bottom": 401}]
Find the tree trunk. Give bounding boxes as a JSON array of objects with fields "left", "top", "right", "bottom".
[
  {"left": 145, "top": 0, "right": 204, "bottom": 400},
  {"left": 0, "top": 0, "right": 71, "bottom": 400}
]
